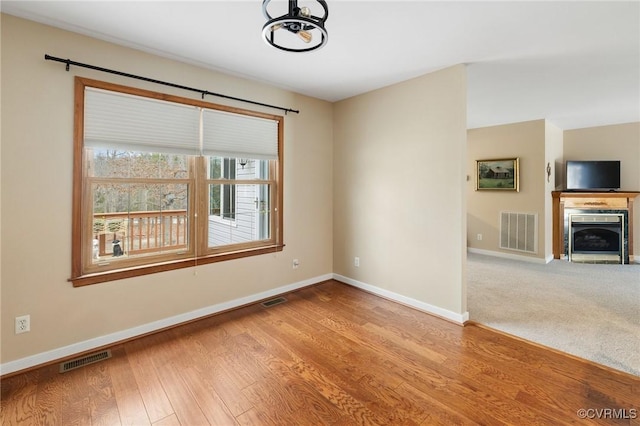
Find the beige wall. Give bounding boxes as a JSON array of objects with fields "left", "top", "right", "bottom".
[
  {"left": 333, "top": 65, "right": 468, "bottom": 316},
  {"left": 564, "top": 122, "right": 640, "bottom": 256},
  {"left": 467, "top": 120, "right": 550, "bottom": 260},
  {"left": 1, "top": 15, "right": 334, "bottom": 366},
  {"left": 545, "top": 121, "right": 564, "bottom": 257}
]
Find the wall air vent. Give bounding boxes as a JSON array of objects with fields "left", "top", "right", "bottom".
[{"left": 500, "top": 212, "right": 538, "bottom": 254}]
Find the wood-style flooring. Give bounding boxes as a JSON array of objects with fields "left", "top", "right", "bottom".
[{"left": 2, "top": 280, "right": 639, "bottom": 425}]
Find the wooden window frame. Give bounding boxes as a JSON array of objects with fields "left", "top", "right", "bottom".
[{"left": 71, "top": 77, "right": 284, "bottom": 287}]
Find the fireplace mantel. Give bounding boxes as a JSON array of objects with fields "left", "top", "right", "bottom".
[{"left": 552, "top": 191, "right": 640, "bottom": 262}]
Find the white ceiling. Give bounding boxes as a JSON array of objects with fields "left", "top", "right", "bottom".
[{"left": 2, "top": 1, "right": 639, "bottom": 130}]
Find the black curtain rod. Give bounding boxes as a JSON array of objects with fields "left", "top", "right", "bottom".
[{"left": 44, "top": 54, "right": 300, "bottom": 115}]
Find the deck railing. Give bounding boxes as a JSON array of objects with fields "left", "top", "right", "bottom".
[{"left": 93, "top": 210, "right": 188, "bottom": 257}]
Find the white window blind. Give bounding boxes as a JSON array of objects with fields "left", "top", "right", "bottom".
[
  {"left": 84, "top": 88, "right": 200, "bottom": 154},
  {"left": 202, "top": 109, "right": 278, "bottom": 160},
  {"left": 84, "top": 87, "right": 279, "bottom": 159}
]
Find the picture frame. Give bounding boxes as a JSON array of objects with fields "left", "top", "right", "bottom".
[{"left": 476, "top": 158, "right": 519, "bottom": 191}]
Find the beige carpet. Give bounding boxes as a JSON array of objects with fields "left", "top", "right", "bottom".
[{"left": 467, "top": 252, "right": 640, "bottom": 376}]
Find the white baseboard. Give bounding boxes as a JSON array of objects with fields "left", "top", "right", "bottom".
[
  {"left": 0, "top": 274, "right": 333, "bottom": 377},
  {"left": 333, "top": 274, "right": 469, "bottom": 325},
  {"left": 468, "top": 247, "right": 551, "bottom": 264}
]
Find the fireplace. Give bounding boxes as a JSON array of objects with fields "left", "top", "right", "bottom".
[
  {"left": 552, "top": 191, "right": 639, "bottom": 263},
  {"left": 568, "top": 213, "right": 624, "bottom": 264}
]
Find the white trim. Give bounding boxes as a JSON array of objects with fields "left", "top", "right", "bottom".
[
  {"left": 0, "top": 274, "right": 332, "bottom": 376},
  {"left": 333, "top": 274, "right": 469, "bottom": 325},
  {"left": 468, "top": 247, "right": 551, "bottom": 264}
]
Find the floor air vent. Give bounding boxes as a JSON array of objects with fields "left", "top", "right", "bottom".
[
  {"left": 60, "top": 349, "right": 112, "bottom": 373},
  {"left": 261, "top": 297, "right": 287, "bottom": 308}
]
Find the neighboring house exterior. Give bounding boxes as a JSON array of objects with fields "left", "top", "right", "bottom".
[{"left": 208, "top": 159, "right": 270, "bottom": 246}]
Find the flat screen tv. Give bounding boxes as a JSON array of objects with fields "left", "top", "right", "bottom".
[{"left": 565, "top": 160, "right": 620, "bottom": 191}]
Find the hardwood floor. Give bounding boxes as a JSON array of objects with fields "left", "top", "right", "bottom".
[{"left": 2, "top": 280, "right": 639, "bottom": 425}]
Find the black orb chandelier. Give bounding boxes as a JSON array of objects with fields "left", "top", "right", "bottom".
[{"left": 262, "top": 0, "right": 329, "bottom": 53}]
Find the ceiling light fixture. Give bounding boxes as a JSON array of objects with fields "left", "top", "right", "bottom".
[{"left": 262, "top": 0, "right": 329, "bottom": 53}]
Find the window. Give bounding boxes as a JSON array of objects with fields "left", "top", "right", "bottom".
[
  {"left": 207, "top": 157, "right": 274, "bottom": 249},
  {"left": 71, "top": 78, "right": 283, "bottom": 286},
  {"left": 210, "top": 157, "right": 236, "bottom": 220}
]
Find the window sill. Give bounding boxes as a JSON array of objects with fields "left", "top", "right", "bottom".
[{"left": 69, "top": 244, "right": 285, "bottom": 287}]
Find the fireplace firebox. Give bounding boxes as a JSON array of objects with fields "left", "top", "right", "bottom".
[{"left": 569, "top": 214, "right": 624, "bottom": 264}]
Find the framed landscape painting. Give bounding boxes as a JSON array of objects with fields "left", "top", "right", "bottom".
[{"left": 476, "top": 158, "right": 519, "bottom": 191}]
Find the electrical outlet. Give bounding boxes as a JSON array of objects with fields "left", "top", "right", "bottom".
[
  {"left": 292, "top": 258, "right": 300, "bottom": 269},
  {"left": 15, "top": 315, "right": 30, "bottom": 334},
  {"left": 354, "top": 257, "right": 360, "bottom": 267},
  {"left": 477, "top": 233, "right": 483, "bottom": 241}
]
